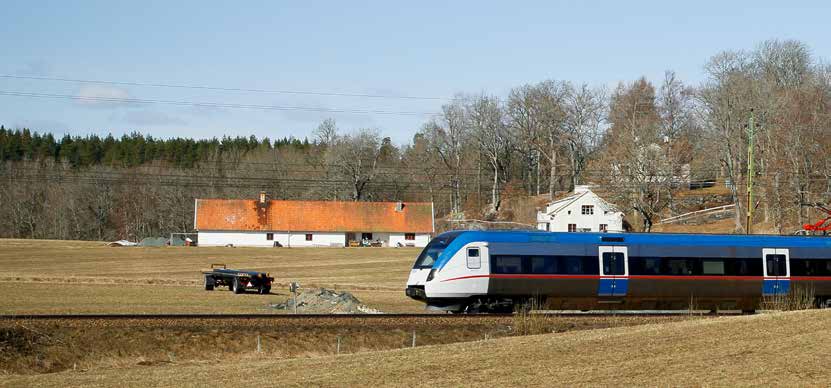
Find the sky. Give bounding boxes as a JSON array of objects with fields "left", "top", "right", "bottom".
[{"left": 1, "top": 0, "right": 830, "bottom": 144}]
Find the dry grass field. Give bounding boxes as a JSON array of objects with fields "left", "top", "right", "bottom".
[
  {"left": 1, "top": 315, "right": 692, "bottom": 375},
  {"left": 4, "top": 309, "right": 828, "bottom": 387},
  {"left": 0, "top": 239, "right": 424, "bottom": 314},
  {"left": 2, "top": 238, "right": 827, "bottom": 386}
]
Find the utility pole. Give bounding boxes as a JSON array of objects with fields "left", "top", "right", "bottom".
[{"left": 746, "top": 109, "right": 756, "bottom": 234}]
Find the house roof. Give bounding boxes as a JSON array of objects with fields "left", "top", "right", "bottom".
[
  {"left": 544, "top": 189, "right": 621, "bottom": 216},
  {"left": 195, "top": 199, "right": 434, "bottom": 233}
]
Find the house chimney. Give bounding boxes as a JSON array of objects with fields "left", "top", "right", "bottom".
[
  {"left": 395, "top": 201, "right": 405, "bottom": 212},
  {"left": 259, "top": 191, "right": 267, "bottom": 205},
  {"left": 574, "top": 185, "right": 591, "bottom": 194}
]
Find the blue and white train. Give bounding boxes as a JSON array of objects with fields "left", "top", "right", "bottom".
[{"left": 404, "top": 231, "right": 831, "bottom": 313}]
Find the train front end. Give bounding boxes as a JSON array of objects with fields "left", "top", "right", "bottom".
[
  {"left": 405, "top": 231, "right": 462, "bottom": 304},
  {"left": 406, "top": 231, "right": 499, "bottom": 312}
]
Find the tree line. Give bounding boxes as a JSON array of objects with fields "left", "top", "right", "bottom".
[
  {"left": 1, "top": 38, "right": 830, "bottom": 240},
  {"left": 0, "top": 129, "right": 311, "bottom": 168}
]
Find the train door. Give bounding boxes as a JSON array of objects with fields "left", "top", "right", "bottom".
[
  {"left": 598, "top": 246, "right": 629, "bottom": 297},
  {"left": 762, "top": 248, "right": 790, "bottom": 295}
]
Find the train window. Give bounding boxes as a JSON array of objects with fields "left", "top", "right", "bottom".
[
  {"left": 791, "top": 259, "right": 831, "bottom": 276},
  {"left": 629, "top": 257, "right": 660, "bottom": 275},
  {"left": 467, "top": 248, "right": 481, "bottom": 269},
  {"left": 732, "top": 258, "right": 762, "bottom": 276},
  {"left": 630, "top": 257, "right": 762, "bottom": 276},
  {"left": 530, "top": 256, "right": 556, "bottom": 274},
  {"left": 766, "top": 254, "right": 787, "bottom": 276},
  {"left": 493, "top": 256, "right": 523, "bottom": 274},
  {"left": 492, "top": 255, "right": 598, "bottom": 275},
  {"left": 702, "top": 260, "right": 725, "bottom": 275},
  {"left": 665, "top": 258, "right": 694, "bottom": 275},
  {"left": 564, "top": 256, "right": 598, "bottom": 275},
  {"left": 602, "top": 252, "right": 625, "bottom": 275}
]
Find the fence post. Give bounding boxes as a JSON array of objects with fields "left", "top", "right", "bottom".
[
  {"left": 257, "top": 335, "right": 262, "bottom": 353},
  {"left": 337, "top": 336, "right": 341, "bottom": 355},
  {"left": 411, "top": 330, "right": 416, "bottom": 348}
]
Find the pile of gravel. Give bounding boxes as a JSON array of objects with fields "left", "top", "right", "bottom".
[{"left": 270, "top": 288, "right": 381, "bottom": 314}]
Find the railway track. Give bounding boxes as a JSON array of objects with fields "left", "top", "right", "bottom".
[{"left": 0, "top": 311, "right": 743, "bottom": 320}]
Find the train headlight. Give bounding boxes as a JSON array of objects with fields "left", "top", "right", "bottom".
[{"left": 426, "top": 269, "right": 437, "bottom": 282}]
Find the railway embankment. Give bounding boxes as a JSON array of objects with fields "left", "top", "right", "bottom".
[{"left": 0, "top": 314, "right": 697, "bottom": 375}]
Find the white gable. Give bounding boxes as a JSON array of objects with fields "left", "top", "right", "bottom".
[{"left": 537, "top": 188, "right": 624, "bottom": 233}]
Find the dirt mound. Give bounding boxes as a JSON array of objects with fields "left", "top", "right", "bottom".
[{"left": 270, "top": 288, "right": 382, "bottom": 314}]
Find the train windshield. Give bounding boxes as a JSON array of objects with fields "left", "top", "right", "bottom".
[{"left": 412, "top": 232, "right": 463, "bottom": 269}]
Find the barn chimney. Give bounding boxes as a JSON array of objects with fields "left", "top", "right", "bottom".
[{"left": 257, "top": 191, "right": 269, "bottom": 227}]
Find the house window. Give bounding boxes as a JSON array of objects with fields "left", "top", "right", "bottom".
[
  {"left": 362, "top": 233, "right": 373, "bottom": 240},
  {"left": 305, "top": 233, "right": 313, "bottom": 241},
  {"left": 581, "top": 205, "right": 594, "bottom": 215},
  {"left": 599, "top": 224, "right": 608, "bottom": 232},
  {"left": 266, "top": 233, "right": 274, "bottom": 241},
  {"left": 405, "top": 233, "right": 415, "bottom": 240},
  {"left": 568, "top": 224, "right": 577, "bottom": 232}
]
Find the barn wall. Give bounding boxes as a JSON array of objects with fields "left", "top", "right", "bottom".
[
  {"left": 285, "top": 232, "right": 345, "bottom": 247},
  {"left": 388, "top": 233, "right": 430, "bottom": 247},
  {"left": 197, "top": 231, "right": 429, "bottom": 247},
  {"left": 198, "top": 231, "right": 276, "bottom": 247}
]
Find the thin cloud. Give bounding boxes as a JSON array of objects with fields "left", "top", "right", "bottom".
[
  {"left": 75, "top": 85, "right": 133, "bottom": 108},
  {"left": 116, "top": 110, "right": 187, "bottom": 126},
  {"left": 15, "top": 61, "right": 51, "bottom": 77}
]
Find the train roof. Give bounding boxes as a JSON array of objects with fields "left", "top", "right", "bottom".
[{"left": 431, "top": 230, "right": 831, "bottom": 270}]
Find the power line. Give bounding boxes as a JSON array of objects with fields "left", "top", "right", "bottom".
[
  {"left": 0, "top": 90, "right": 436, "bottom": 117},
  {"left": 0, "top": 74, "right": 452, "bottom": 101}
]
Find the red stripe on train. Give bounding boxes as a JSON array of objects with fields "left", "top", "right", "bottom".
[{"left": 441, "top": 274, "right": 831, "bottom": 282}]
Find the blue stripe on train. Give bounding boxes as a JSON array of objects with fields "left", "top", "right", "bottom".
[
  {"left": 763, "top": 279, "right": 790, "bottom": 295},
  {"left": 598, "top": 278, "right": 628, "bottom": 296},
  {"left": 431, "top": 230, "right": 831, "bottom": 271}
]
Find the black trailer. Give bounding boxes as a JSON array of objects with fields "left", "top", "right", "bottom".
[{"left": 202, "top": 264, "right": 273, "bottom": 294}]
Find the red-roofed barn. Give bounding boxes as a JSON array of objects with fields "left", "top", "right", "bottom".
[{"left": 194, "top": 194, "right": 435, "bottom": 247}]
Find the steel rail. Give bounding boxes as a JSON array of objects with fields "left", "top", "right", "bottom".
[{"left": 0, "top": 312, "right": 741, "bottom": 320}]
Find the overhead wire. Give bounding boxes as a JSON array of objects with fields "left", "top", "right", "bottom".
[
  {"left": 0, "top": 90, "right": 437, "bottom": 117},
  {"left": 0, "top": 74, "right": 454, "bottom": 101}
]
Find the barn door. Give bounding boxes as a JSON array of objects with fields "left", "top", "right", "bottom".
[
  {"left": 598, "top": 246, "right": 628, "bottom": 296},
  {"left": 762, "top": 248, "right": 790, "bottom": 295}
]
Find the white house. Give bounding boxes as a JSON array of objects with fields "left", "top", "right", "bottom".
[
  {"left": 536, "top": 186, "right": 625, "bottom": 233},
  {"left": 195, "top": 194, "right": 434, "bottom": 247}
]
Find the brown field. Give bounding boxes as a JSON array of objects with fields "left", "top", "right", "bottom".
[
  {"left": 0, "top": 239, "right": 423, "bottom": 314},
  {"left": 2, "top": 239, "right": 827, "bottom": 386},
  {"left": 1, "top": 315, "right": 694, "bottom": 376},
  {"left": 3, "top": 309, "right": 828, "bottom": 387}
]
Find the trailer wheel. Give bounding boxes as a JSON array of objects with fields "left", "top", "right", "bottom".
[
  {"left": 204, "top": 275, "right": 215, "bottom": 291},
  {"left": 232, "top": 277, "right": 244, "bottom": 294}
]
